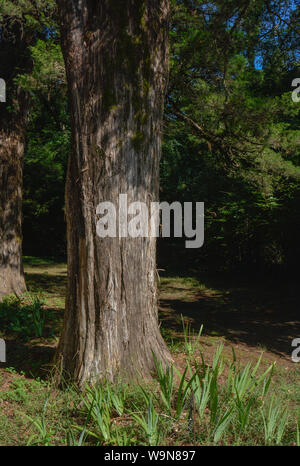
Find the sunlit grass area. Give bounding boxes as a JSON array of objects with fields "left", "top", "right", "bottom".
[{"left": 0, "top": 258, "right": 299, "bottom": 446}]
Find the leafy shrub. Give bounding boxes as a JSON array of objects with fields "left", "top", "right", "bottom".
[{"left": 0, "top": 294, "right": 54, "bottom": 340}]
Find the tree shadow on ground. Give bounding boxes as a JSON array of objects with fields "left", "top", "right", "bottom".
[
  {"left": 0, "top": 339, "right": 55, "bottom": 379},
  {"left": 25, "top": 272, "right": 67, "bottom": 296},
  {"left": 2, "top": 265, "right": 298, "bottom": 378},
  {"left": 158, "top": 268, "right": 299, "bottom": 359},
  {"left": 0, "top": 270, "right": 66, "bottom": 379}
]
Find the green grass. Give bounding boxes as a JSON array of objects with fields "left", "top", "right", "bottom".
[
  {"left": 23, "top": 256, "right": 61, "bottom": 267},
  {"left": 0, "top": 371, "right": 81, "bottom": 446},
  {"left": 0, "top": 344, "right": 299, "bottom": 446},
  {"left": 0, "top": 293, "right": 58, "bottom": 341},
  {"left": 0, "top": 257, "right": 299, "bottom": 446}
]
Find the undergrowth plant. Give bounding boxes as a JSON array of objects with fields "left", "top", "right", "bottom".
[
  {"left": 17, "top": 330, "right": 299, "bottom": 447},
  {"left": 0, "top": 293, "right": 54, "bottom": 339}
]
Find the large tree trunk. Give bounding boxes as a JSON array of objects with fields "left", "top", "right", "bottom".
[
  {"left": 56, "top": 0, "right": 171, "bottom": 384},
  {"left": 0, "top": 124, "right": 27, "bottom": 299},
  {"left": 0, "top": 20, "right": 31, "bottom": 300}
]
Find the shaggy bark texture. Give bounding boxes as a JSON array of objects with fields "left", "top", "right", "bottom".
[
  {"left": 0, "top": 20, "right": 31, "bottom": 300},
  {"left": 56, "top": 0, "right": 171, "bottom": 384}
]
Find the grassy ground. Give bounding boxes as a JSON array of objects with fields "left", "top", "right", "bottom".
[{"left": 0, "top": 257, "right": 299, "bottom": 446}]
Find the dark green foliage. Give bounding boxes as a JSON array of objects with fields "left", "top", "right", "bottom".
[
  {"left": 0, "top": 294, "right": 55, "bottom": 340},
  {"left": 22, "top": 93, "right": 70, "bottom": 257},
  {"left": 14, "top": 0, "right": 300, "bottom": 273},
  {"left": 160, "top": 0, "right": 300, "bottom": 273},
  {"left": 21, "top": 39, "right": 69, "bottom": 257}
]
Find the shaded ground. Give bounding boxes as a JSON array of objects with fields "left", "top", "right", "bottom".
[
  {"left": 0, "top": 257, "right": 66, "bottom": 377},
  {"left": 0, "top": 257, "right": 299, "bottom": 376},
  {"left": 0, "top": 257, "right": 299, "bottom": 446},
  {"left": 158, "top": 272, "right": 299, "bottom": 362}
]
